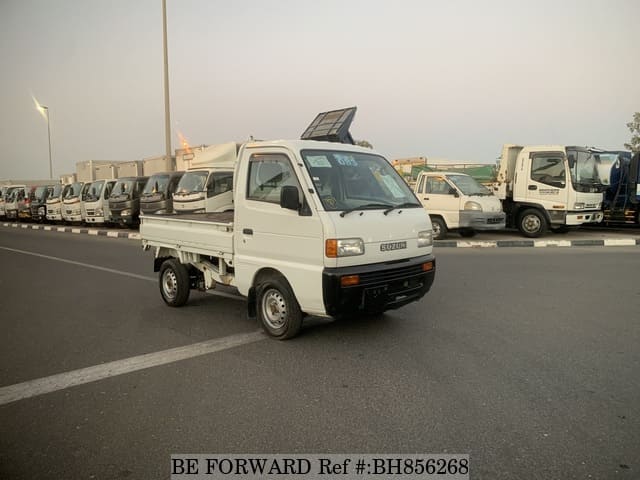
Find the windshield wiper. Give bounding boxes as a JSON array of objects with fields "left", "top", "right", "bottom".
[
  {"left": 340, "top": 203, "right": 394, "bottom": 217},
  {"left": 383, "top": 202, "right": 421, "bottom": 215}
]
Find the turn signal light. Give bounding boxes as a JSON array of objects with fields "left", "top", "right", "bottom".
[
  {"left": 422, "top": 262, "right": 434, "bottom": 272},
  {"left": 325, "top": 239, "right": 338, "bottom": 258},
  {"left": 340, "top": 275, "right": 360, "bottom": 287}
]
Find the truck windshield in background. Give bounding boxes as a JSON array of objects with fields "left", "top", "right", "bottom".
[
  {"left": 177, "top": 172, "right": 207, "bottom": 194},
  {"left": 110, "top": 179, "right": 135, "bottom": 200},
  {"left": 447, "top": 174, "right": 492, "bottom": 196},
  {"left": 65, "top": 182, "right": 83, "bottom": 199},
  {"left": 85, "top": 181, "right": 105, "bottom": 201},
  {"left": 301, "top": 149, "right": 419, "bottom": 212},
  {"left": 567, "top": 149, "right": 606, "bottom": 192},
  {"left": 50, "top": 184, "right": 62, "bottom": 198},
  {"left": 143, "top": 174, "right": 170, "bottom": 197}
]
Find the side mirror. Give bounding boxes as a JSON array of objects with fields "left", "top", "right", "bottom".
[
  {"left": 280, "top": 185, "right": 299, "bottom": 211},
  {"left": 449, "top": 187, "right": 459, "bottom": 197}
]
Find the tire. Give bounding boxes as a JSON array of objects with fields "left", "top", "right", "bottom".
[
  {"left": 459, "top": 228, "right": 477, "bottom": 238},
  {"left": 256, "top": 275, "right": 303, "bottom": 340},
  {"left": 430, "top": 217, "right": 448, "bottom": 240},
  {"left": 159, "top": 258, "right": 190, "bottom": 307},
  {"left": 518, "top": 208, "right": 548, "bottom": 238}
]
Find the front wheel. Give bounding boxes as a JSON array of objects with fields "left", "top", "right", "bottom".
[
  {"left": 256, "top": 275, "right": 303, "bottom": 340},
  {"left": 159, "top": 259, "right": 190, "bottom": 307},
  {"left": 518, "top": 209, "right": 548, "bottom": 238},
  {"left": 430, "top": 217, "right": 448, "bottom": 240}
]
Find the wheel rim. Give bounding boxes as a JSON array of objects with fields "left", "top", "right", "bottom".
[
  {"left": 162, "top": 268, "right": 178, "bottom": 300},
  {"left": 432, "top": 222, "right": 441, "bottom": 238},
  {"left": 261, "top": 288, "right": 287, "bottom": 330},
  {"left": 522, "top": 214, "right": 541, "bottom": 234}
]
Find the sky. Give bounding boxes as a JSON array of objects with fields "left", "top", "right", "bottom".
[{"left": 1, "top": 0, "right": 638, "bottom": 180}]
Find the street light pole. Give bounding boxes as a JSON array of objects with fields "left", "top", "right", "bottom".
[
  {"left": 41, "top": 105, "right": 53, "bottom": 179},
  {"left": 162, "top": 0, "right": 172, "bottom": 163}
]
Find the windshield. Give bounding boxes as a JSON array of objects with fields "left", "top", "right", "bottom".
[
  {"left": 143, "top": 174, "right": 170, "bottom": 195},
  {"left": 447, "top": 174, "right": 492, "bottom": 196},
  {"left": 50, "top": 184, "right": 62, "bottom": 197},
  {"left": 301, "top": 149, "right": 419, "bottom": 212},
  {"left": 65, "top": 182, "right": 83, "bottom": 198},
  {"left": 568, "top": 149, "right": 605, "bottom": 192},
  {"left": 85, "top": 181, "right": 104, "bottom": 201},
  {"left": 34, "top": 186, "right": 47, "bottom": 200},
  {"left": 176, "top": 171, "right": 207, "bottom": 194},
  {"left": 110, "top": 179, "right": 135, "bottom": 198}
]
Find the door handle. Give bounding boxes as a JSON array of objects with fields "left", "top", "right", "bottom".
[
  {"left": 528, "top": 185, "right": 537, "bottom": 190},
  {"left": 423, "top": 197, "right": 429, "bottom": 200},
  {"left": 242, "top": 228, "right": 253, "bottom": 235}
]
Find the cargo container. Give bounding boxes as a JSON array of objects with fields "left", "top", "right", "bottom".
[
  {"left": 142, "top": 155, "right": 174, "bottom": 176},
  {"left": 116, "top": 161, "right": 143, "bottom": 178}
]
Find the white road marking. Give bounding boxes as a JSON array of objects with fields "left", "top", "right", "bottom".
[
  {"left": 534, "top": 240, "right": 572, "bottom": 247},
  {"left": 0, "top": 245, "right": 155, "bottom": 282},
  {"left": 604, "top": 238, "right": 636, "bottom": 247},
  {"left": 0, "top": 245, "right": 247, "bottom": 299},
  {"left": 0, "top": 331, "right": 266, "bottom": 406}
]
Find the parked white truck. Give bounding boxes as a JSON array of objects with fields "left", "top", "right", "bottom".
[
  {"left": 173, "top": 143, "right": 236, "bottom": 214},
  {"left": 82, "top": 179, "right": 117, "bottom": 225},
  {"left": 414, "top": 171, "right": 505, "bottom": 239},
  {"left": 140, "top": 108, "right": 436, "bottom": 339},
  {"left": 494, "top": 144, "right": 605, "bottom": 237}
]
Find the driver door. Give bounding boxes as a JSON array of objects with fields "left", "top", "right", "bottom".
[{"left": 524, "top": 152, "right": 568, "bottom": 208}]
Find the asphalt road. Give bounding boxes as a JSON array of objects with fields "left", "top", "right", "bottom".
[{"left": 0, "top": 227, "right": 638, "bottom": 480}]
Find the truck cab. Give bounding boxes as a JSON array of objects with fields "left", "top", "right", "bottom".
[
  {"left": 62, "top": 182, "right": 89, "bottom": 223},
  {"left": 83, "top": 179, "right": 116, "bottom": 225},
  {"left": 46, "top": 183, "right": 71, "bottom": 223},
  {"left": 28, "top": 185, "right": 52, "bottom": 222},
  {"left": 140, "top": 171, "right": 184, "bottom": 214},
  {"left": 414, "top": 171, "right": 505, "bottom": 239},
  {"left": 495, "top": 144, "right": 605, "bottom": 237},
  {"left": 109, "top": 176, "right": 148, "bottom": 226},
  {"left": 173, "top": 168, "right": 234, "bottom": 214},
  {"left": 5, "top": 186, "right": 26, "bottom": 220},
  {"left": 0, "top": 186, "right": 8, "bottom": 218}
]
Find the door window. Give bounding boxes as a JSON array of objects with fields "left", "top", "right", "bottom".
[
  {"left": 247, "top": 154, "right": 298, "bottom": 204},
  {"left": 425, "top": 177, "right": 452, "bottom": 195},
  {"left": 530, "top": 155, "right": 566, "bottom": 188}
]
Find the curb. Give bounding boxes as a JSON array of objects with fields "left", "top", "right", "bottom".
[
  {"left": 3, "top": 222, "right": 639, "bottom": 248},
  {"left": 1, "top": 222, "right": 141, "bottom": 240},
  {"left": 434, "top": 238, "right": 640, "bottom": 248}
]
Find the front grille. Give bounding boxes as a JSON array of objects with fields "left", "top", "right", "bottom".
[{"left": 358, "top": 263, "right": 425, "bottom": 287}]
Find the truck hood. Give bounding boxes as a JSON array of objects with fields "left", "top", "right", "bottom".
[
  {"left": 323, "top": 208, "right": 433, "bottom": 267},
  {"left": 470, "top": 195, "right": 503, "bottom": 213}
]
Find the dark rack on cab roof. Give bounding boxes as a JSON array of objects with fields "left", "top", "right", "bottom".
[{"left": 300, "top": 107, "right": 357, "bottom": 144}]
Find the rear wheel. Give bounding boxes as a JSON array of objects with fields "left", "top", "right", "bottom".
[
  {"left": 430, "top": 217, "right": 448, "bottom": 240},
  {"left": 159, "top": 259, "right": 190, "bottom": 307},
  {"left": 518, "top": 209, "right": 548, "bottom": 238},
  {"left": 256, "top": 275, "right": 303, "bottom": 340}
]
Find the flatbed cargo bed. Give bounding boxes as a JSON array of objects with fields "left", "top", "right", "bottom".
[{"left": 140, "top": 211, "right": 234, "bottom": 258}]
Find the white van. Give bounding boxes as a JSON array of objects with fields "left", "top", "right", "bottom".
[{"left": 415, "top": 171, "right": 505, "bottom": 239}]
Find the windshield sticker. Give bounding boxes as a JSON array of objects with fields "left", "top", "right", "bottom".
[
  {"left": 334, "top": 154, "right": 358, "bottom": 167},
  {"left": 380, "top": 174, "right": 405, "bottom": 198},
  {"left": 307, "top": 156, "right": 332, "bottom": 168}
]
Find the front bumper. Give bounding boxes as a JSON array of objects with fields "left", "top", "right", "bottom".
[
  {"left": 63, "top": 213, "right": 83, "bottom": 222},
  {"left": 85, "top": 215, "right": 107, "bottom": 224},
  {"left": 110, "top": 214, "right": 136, "bottom": 225},
  {"left": 564, "top": 210, "right": 603, "bottom": 225},
  {"left": 322, "top": 254, "right": 436, "bottom": 316},
  {"left": 459, "top": 211, "right": 506, "bottom": 230}
]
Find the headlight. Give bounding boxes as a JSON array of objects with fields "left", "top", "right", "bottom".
[
  {"left": 155, "top": 209, "right": 166, "bottom": 214},
  {"left": 121, "top": 209, "right": 131, "bottom": 216},
  {"left": 464, "top": 201, "right": 482, "bottom": 211},
  {"left": 325, "top": 238, "right": 364, "bottom": 257},
  {"left": 573, "top": 202, "right": 585, "bottom": 210},
  {"left": 418, "top": 230, "right": 433, "bottom": 247},
  {"left": 95, "top": 208, "right": 103, "bottom": 216}
]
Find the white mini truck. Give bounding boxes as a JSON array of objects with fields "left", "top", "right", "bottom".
[
  {"left": 140, "top": 108, "right": 436, "bottom": 339},
  {"left": 414, "top": 171, "right": 505, "bottom": 239}
]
